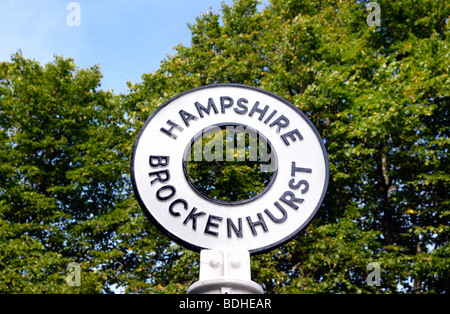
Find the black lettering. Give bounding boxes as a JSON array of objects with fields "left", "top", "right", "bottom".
[
  {"left": 234, "top": 98, "right": 248, "bottom": 114},
  {"left": 289, "top": 179, "right": 309, "bottom": 193},
  {"left": 263, "top": 109, "right": 278, "bottom": 124},
  {"left": 195, "top": 98, "right": 218, "bottom": 118},
  {"left": 204, "top": 215, "right": 223, "bottom": 237},
  {"left": 248, "top": 101, "right": 268, "bottom": 121},
  {"left": 269, "top": 115, "right": 290, "bottom": 133},
  {"left": 281, "top": 129, "right": 303, "bottom": 145},
  {"left": 220, "top": 96, "right": 234, "bottom": 113},
  {"left": 227, "top": 218, "right": 243, "bottom": 238},
  {"left": 160, "top": 120, "right": 183, "bottom": 139},
  {"left": 291, "top": 161, "right": 312, "bottom": 176},
  {"left": 169, "top": 198, "right": 188, "bottom": 217},
  {"left": 183, "top": 207, "right": 206, "bottom": 230},
  {"left": 149, "top": 169, "right": 170, "bottom": 185},
  {"left": 156, "top": 185, "right": 176, "bottom": 201},
  {"left": 264, "top": 202, "right": 287, "bottom": 223},
  {"left": 179, "top": 110, "right": 198, "bottom": 127},
  {"left": 149, "top": 156, "right": 170, "bottom": 167},
  {"left": 246, "top": 213, "right": 268, "bottom": 236},
  {"left": 280, "top": 191, "right": 303, "bottom": 210}
]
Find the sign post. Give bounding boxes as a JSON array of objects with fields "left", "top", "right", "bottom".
[
  {"left": 187, "top": 249, "right": 263, "bottom": 294},
  {"left": 131, "top": 84, "right": 329, "bottom": 293}
]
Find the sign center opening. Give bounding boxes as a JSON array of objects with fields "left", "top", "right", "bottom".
[{"left": 183, "top": 123, "right": 278, "bottom": 205}]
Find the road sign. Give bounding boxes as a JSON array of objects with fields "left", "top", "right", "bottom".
[{"left": 131, "top": 84, "right": 329, "bottom": 255}]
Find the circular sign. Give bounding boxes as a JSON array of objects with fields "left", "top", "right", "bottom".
[{"left": 131, "top": 84, "right": 329, "bottom": 255}]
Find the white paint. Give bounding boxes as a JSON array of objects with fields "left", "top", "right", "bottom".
[{"left": 131, "top": 84, "right": 328, "bottom": 254}]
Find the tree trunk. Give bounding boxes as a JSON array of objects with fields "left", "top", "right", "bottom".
[{"left": 381, "top": 151, "right": 394, "bottom": 245}]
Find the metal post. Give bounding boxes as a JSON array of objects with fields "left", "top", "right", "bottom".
[{"left": 187, "top": 249, "right": 264, "bottom": 294}]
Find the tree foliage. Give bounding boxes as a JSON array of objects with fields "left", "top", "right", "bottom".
[
  {"left": 1, "top": 0, "right": 449, "bottom": 293},
  {"left": 185, "top": 126, "right": 275, "bottom": 203}
]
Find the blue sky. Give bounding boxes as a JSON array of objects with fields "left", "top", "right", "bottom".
[{"left": 0, "top": 0, "right": 268, "bottom": 94}]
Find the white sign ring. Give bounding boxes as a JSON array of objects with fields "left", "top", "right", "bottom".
[{"left": 131, "top": 84, "right": 329, "bottom": 255}]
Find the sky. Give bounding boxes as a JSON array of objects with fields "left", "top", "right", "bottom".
[{"left": 0, "top": 0, "right": 267, "bottom": 94}]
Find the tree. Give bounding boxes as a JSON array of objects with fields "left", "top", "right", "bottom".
[
  {"left": 1, "top": 0, "right": 448, "bottom": 294},
  {"left": 124, "top": 0, "right": 449, "bottom": 293},
  {"left": 0, "top": 53, "right": 131, "bottom": 293}
]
